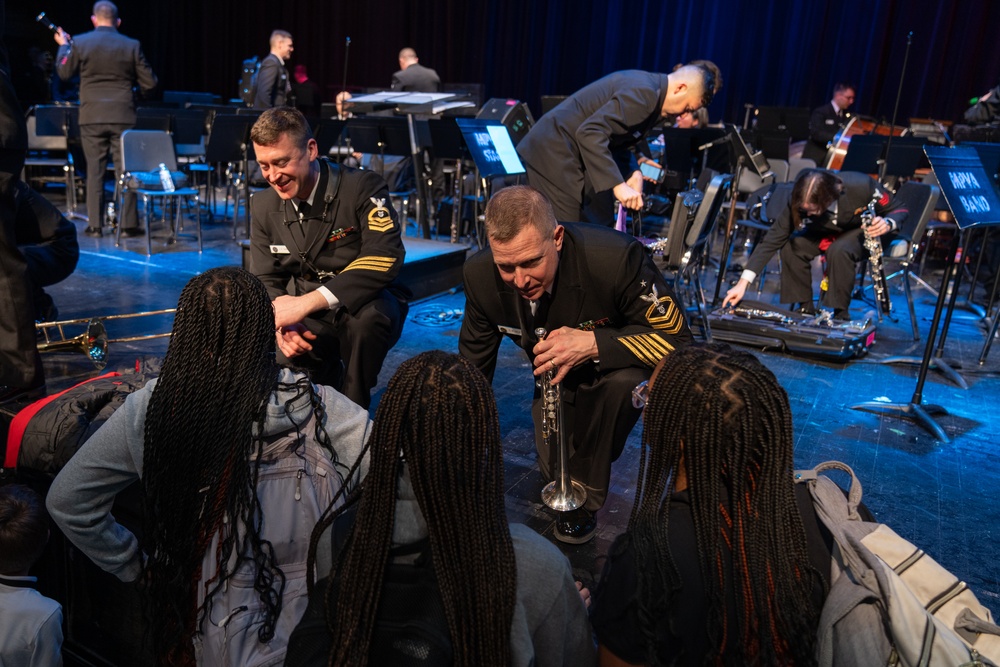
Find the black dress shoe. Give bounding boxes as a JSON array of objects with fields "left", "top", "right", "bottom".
[
  {"left": 84, "top": 227, "right": 102, "bottom": 237},
  {"left": 791, "top": 302, "right": 819, "bottom": 316},
  {"left": 120, "top": 227, "right": 145, "bottom": 238},
  {"left": 833, "top": 308, "right": 853, "bottom": 322},
  {"left": 0, "top": 381, "right": 46, "bottom": 405},
  {"left": 555, "top": 507, "right": 597, "bottom": 545}
]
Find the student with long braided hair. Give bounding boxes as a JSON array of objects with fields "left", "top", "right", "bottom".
[
  {"left": 590, "top": 343, "right": 832, "bottom": 666},
  {"left": 285, "top": 350, "right": 596, "bottom": 667},
  {"left": 46, "top": 267, "right": 372, "bottom": 666}
]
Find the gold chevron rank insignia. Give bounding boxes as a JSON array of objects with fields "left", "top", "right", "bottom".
[
  {"left": 638, "top": 284, "right": 683, "bottom": 333},
  {"left": 367, "top": 197, "right": 394, "bottom": 232},
  {"left": 341, "top": 256, "right": 397, "bottom": 273},
  {"left": 615, "top": 333, "right": 676, "bottom": 367}
]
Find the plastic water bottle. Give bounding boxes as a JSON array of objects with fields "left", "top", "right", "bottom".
[{"left": 158, "top": 163, "right": 175, "bottom": 192}]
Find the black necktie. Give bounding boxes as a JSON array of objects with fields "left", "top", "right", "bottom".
[
  {"left": 298, "top": 201, "right": 311, "bottom": 220},
  {"left": 531, "top": 293, "right": 551, "bottom": 333}
]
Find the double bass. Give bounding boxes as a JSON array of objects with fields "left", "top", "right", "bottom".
[{"left": 824, "top": 115, "right": 906, "bottom": 170}]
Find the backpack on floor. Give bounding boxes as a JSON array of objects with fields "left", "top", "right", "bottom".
[
  {"left": 4, "top": 371, "right": 152, "bottom": 476},
  {"left": 796, "top": 460, "right": 1000, "bottom": 667}
]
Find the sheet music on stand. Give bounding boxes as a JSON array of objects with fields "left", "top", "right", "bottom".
[
  {"left": 345, "top": 91, "right": 475, "bottom": 116},
  {"left": 851, "top": 146, "right": 1000, "bottom": 442}
]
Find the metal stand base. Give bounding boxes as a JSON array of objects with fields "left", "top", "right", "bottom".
[
  {"left": 879, "top": 355, "right": 968, "bottom": 390},
  {"left": 541, "top": 479, "right": 587, "bottom": 512},
  {"left": 851, "top": 400, "right": 949, "bottom": 443}
]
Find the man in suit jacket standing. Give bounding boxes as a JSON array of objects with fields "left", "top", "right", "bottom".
[
  {"left": 459, "top": 185, "right": 693, "bottom": 544},
  {"left": 54, "top": 1, "right": 157, "bottom": 237},
  {"left": 516, "top": 64, "right": 718, "bottom": 226},
  {"left": 723, "top": 169, "right": 907, "bottom": 321},
  {"left": 390, "top": 48, "right": 440, "bottom": 93},
  {"left": 249, "top": 107, "right": 409, "bottom": 409},
  {"left": 802, "top": 83, "right": 856, "bottom": 166},
  {"left": 254, "top": 30, "right": 293, "bottom": 109}
]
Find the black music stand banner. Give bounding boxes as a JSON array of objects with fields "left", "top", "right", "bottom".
[{"left": 925, "top": 146, "right": 1000, "bottom": 229}]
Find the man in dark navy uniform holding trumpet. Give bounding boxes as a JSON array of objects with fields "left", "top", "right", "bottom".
[{"left": 459, "top": 185, "right": 693, "bottom": 543}]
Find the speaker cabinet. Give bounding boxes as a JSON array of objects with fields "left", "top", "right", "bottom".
[{"left": 476, "top": 98, "right": 535, "bottom": 145}]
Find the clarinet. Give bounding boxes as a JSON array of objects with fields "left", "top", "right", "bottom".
[{"left": 860, "top": 196, "right": 892, "bottom": 314}]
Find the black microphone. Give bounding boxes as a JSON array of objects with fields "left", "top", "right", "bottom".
[
  {"left": 37, "top": 12, "right": 72, "bottom": 46},
  {"left": 36, "top": 12, "right": 58, "bottom": 33}
]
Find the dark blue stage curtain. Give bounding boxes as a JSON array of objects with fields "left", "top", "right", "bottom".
[{"left": 7, "top": 0, "right": 997, "bottom": 127}]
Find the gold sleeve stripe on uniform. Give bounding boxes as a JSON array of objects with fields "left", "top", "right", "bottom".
[
  {"left": 647, "top": 301, "right": 685, "bottom": 334},
  {"left": 341, "top": 256, "right": 398, "bottom": 273},
  {"left": 616, "top": 333, "right": 676, "bottom": 367}
]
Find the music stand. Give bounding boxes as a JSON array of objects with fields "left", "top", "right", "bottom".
[
  {"left": 852, "top": 146, "right": 1000, "bottom": 441},
  {"left": 883, "top": 136, "right": 928, "bottom": 178},
  {"left": 659, "top": 126, "right": 727, "bottom": 183},
  {"left": 205, "top": 114, "right": 254, "bottom": 237},
  {"left": 313, "top": 119, "right": 347, "bottom": 158},
  {"left": 754, "top": 106, "right": 810, "bottom": 140},
  {"left": 428, "top": 118, "right": 477, "bottom": 243},
  {"left": 840, "top": 134, "right": 885, "bottom": 174},
  {"left": 964, "top": 142, "right": 1000, "bottom": 189},
  {"left": 713, "top": 124, "right": 771, "bottom": 305},
  {"left": 455, "top": 118, "right": 525, "bottom": 179},
  {"left": 33, "top": 105, "right": 85, "bottom": 220},
  {"left": 455, "top": 118, "right": 526, "bottom": 243}
]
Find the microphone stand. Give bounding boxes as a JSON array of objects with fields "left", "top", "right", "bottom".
[
  {"left": 337, "top": 37, "right": 351, "bottom": 164},
  {"left": 880, "top": 32, "right": 911, "bottom": 183},
  {"left": 340, "top": 36, "right": 351, "bottom": 108}
]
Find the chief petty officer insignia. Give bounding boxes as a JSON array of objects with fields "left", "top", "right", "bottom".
[
  {"left": 367, "top": 197, "right": 394, "bottom": 232},
  {"left": 639, "top": 284, "right": 683, "bottom": 334}
]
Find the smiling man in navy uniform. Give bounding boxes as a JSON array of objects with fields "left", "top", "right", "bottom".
[
  {"left": 249, "top": 107, "right": 408, "bottom": 409},
  {"left": 459, "top": 185, "right": 693, "bottom": 543}
]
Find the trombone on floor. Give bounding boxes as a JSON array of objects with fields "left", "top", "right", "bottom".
[{"left": 36, "top": 309, "right": 176, "bottom": 369}]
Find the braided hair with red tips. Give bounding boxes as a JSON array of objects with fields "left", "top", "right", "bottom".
[
  {"left": 628, "top": 343, "right": 825, "bottom": 666},
  {"left": 140, "top": 267, "right": 336, "bottom": 666},
  {"left": 305, "top": 350, "right": 517, "bottom": 667}
]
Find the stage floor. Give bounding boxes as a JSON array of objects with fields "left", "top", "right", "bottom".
[{"left": 18, "top": 191, "right": 1000, "bottom": 621}]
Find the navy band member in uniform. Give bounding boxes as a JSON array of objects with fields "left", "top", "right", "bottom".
[
  {"left": 515, "top": 63, "right": 719, "bottom": 226},
  {"left": 723, "top": 169, "right": 907, "bottom": 321},
  {"left": 459, "top": 185, "right": 693, "bottom": 544},
  {"left": 249, "top": 107, "right": 409, "bottom": 409},
  {"left": 53, "top": 1, "right": 157, "bottom": 237},
  {"left": 802, "top": 82, "right": 855, "bottom": 166},
  {"left": 253, "top": 30, "right": 293, "bottom": 110}
]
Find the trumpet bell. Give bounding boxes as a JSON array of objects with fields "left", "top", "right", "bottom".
[
  {"left": 85, "top": 320, "right": 109, "bottom": 369},
  {"left": 541, "top": 478, "right": 587, "bottom": 512}
]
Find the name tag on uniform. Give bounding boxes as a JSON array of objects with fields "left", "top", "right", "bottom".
[
  {"left": 824, "top": 119, "right": 836, "bottom": 125},
  {"left": 498, "top": 325, "right": 521, "bottom": 336},
  {"left": 270, "top": 244, "right": 290, "bottom": 254}
]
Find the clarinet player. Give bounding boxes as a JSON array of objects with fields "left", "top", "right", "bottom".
[
  {"left": 459, "top": 186, "right": 693, "bottom": 544},
  {"left": 723, "top": 169, "right": 907, "bottom": 322}
]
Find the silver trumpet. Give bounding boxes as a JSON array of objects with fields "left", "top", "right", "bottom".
[{"left": 535, "top": 327, "right": 587, "bottom": 512}]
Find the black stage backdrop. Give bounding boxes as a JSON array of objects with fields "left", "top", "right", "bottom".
[{"left": 5, "top": 0, "right": 1000, "bottom": 127}]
